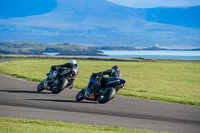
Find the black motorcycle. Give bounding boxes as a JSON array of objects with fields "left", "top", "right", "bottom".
[
  {"left": 37, "top": 67, "right": 74, "bottom": 94},
  {"left": 76, "top": 75, "right": 125, "bottom": 104}
]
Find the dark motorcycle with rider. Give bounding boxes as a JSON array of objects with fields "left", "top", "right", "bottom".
[
  {"left": 76, "top": 65, "right": 125, "bottom": 104},
  {"left": 37, "top": 60, "right": 79, "bottom": 94}
]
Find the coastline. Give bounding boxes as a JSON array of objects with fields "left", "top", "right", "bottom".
[{"left": 0, "top": 54, "right": 200, "bottom": 62}]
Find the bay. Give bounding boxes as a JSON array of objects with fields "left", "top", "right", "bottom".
[{"left": 101, "top": 50, "right": 200, "bottom": 60}]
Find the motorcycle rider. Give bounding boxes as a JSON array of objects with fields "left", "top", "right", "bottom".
[
  {"left": 50, "top": 60, "right": 79, "bottom": 89},
  {"left": 84, "top": 65, "right": 121, "bottom": 98}
]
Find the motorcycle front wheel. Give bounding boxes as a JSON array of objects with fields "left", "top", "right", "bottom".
[
  {"left": 76, "top": 89, "right": 85, "bottom": 101},
  {"left": 97, "top": 87, "right": 116, "bottom": 104},
  {"left": 37, "top": 82, "right": 44, "bottom": 92}
]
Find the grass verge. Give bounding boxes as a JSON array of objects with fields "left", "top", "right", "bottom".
[
  {"left": 0, "top": 58, "right": 199, "bottom": 106},
  {"left": 0, "top": 117, "right": 166, "bottom": 133}
]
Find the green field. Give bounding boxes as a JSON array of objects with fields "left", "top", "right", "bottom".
[
  {"left": 0, "top": 117, "right": 165, "bottom": 133},
  {"left": 0, "top": 58, "right": 200, "bottom": 106}
]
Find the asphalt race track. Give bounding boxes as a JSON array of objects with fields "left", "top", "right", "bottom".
[{"left": 0, "top": 73, "right": 200, "bottom": 133}]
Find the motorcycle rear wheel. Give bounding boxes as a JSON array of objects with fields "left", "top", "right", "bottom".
[
  {"left": 51, "top": 77, "right": 68, "bottom": 94},
  {"left": 76, "top": 89, "right": 85, "bottom": 101},
  {"left": 97, "top": 87, "right": 116, "bottom": 104}
]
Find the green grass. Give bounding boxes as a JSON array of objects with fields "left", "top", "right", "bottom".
[
  {"left": 0, "top": 117, "right": 165, "bottom": 133},
  {"left": 0, "top": 58, "right": 200, "bottom": 106}
]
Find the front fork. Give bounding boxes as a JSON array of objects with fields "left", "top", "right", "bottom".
[{"left": 42, "top": 75, "right": 50, "bottom": 90}]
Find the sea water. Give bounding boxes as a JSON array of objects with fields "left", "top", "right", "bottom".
[{"left": 101, "top": 50, "right": 200, "bottom": 60}]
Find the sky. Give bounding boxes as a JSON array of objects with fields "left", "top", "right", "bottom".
[{"left": 106, "top": 0, "right": 200, "bottom": 8}]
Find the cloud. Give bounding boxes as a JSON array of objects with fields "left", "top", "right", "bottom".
[{"left": 106, "top": 0, "right": 200, "bottom": 8}]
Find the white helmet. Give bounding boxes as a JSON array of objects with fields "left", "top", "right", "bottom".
[{"left": 69, "top": 60, "right": 76, "bottom": 65}]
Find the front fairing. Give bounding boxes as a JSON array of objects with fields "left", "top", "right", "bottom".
[
  {"left": 86, "top": 76, "right": 96, "bottom": 89},
  {"left": 43, "top": 70, "right": 58, "bottom": 85},
  {"left": 43, "top": 74, "right": 50, "bottom": 84}
]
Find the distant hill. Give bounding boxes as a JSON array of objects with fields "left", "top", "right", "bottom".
[
  {"left": 0, "top": 0, "right": 199, "bottom": 48},
  {"left": 146, "top": 6, "right": 200, "bottom": 28},
  {"left": 0, "top": 0, "right": 57, "bottom": 19},
  {"left": 0, "top": 41, "right": 103, "bottom": 56}
]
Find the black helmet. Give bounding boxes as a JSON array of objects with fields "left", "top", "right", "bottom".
[{"left": 111, "top": 65, "right": 119, "bottom": 71}]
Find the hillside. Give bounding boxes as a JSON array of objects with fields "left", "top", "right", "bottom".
[
  {"left": 0, "top": 0, "right": 200, "bottom": 48},
  {"left": 0, "top": 41, "right": 103, "bottom": 56}
]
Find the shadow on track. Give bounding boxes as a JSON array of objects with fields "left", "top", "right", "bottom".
[
  {"left": 25, "top": 99, "right": 98, "bottom": 104},
  {"left": 0, "top": 89, "right": 51, "bottom": 94}
]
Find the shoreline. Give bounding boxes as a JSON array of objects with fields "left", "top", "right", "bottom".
[{"left": 0, "top": 54, "right": 200, "bottom": 62}]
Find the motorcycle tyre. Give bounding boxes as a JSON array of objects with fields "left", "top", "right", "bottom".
[
  {"left": 97, "top": 87, "right": 116, "bottom": 104},
  {"left": 37, "top": 82, "right": 44, "bottom": 92},
  {"left": 76, "top": 89, "right": 85, "bottom": 101},
  {"left": 51, "top": 77, "right": 68, "bottom": 94}
]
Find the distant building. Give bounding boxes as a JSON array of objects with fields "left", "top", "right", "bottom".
[
  {"left": 143, "top": 44, "right": 166, "bottom": 50},
  {"left": 156, "top": 44, "right": 159, "bottom": 47}
]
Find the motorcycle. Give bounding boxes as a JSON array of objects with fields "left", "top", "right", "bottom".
[
  {"left": 76, "top": 75, "right": 125, "bottom": 104},
  {"left": 37, "top": 67, "right": 74, "bottom": 94}
]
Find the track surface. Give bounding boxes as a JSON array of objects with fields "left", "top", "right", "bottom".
[{"left": 0, "top": 74, "right": 200, "bottom": 133}]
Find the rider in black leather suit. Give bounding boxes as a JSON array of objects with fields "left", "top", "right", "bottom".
[
  {"left": 51, "top": 60, "right": 79, "bottom": 89},
  {"left": 84, "top": 65, "right": 121, "bottom": 98}
]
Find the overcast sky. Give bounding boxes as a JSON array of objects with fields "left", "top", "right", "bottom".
[{"left": 106, "top": 0, "right": 200, "bottom": 8}]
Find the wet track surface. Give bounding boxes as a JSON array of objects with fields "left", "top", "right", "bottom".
[{"left": 0, "top": 74, "right": 200, "bottom": 133}]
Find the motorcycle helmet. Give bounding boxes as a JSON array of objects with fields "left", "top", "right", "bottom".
[
  {"left": 111, "top": 65, "right": 119, "bottom": 71},
  {"left": 69, "top": 60, "right": 76, "bottom": 65}
]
